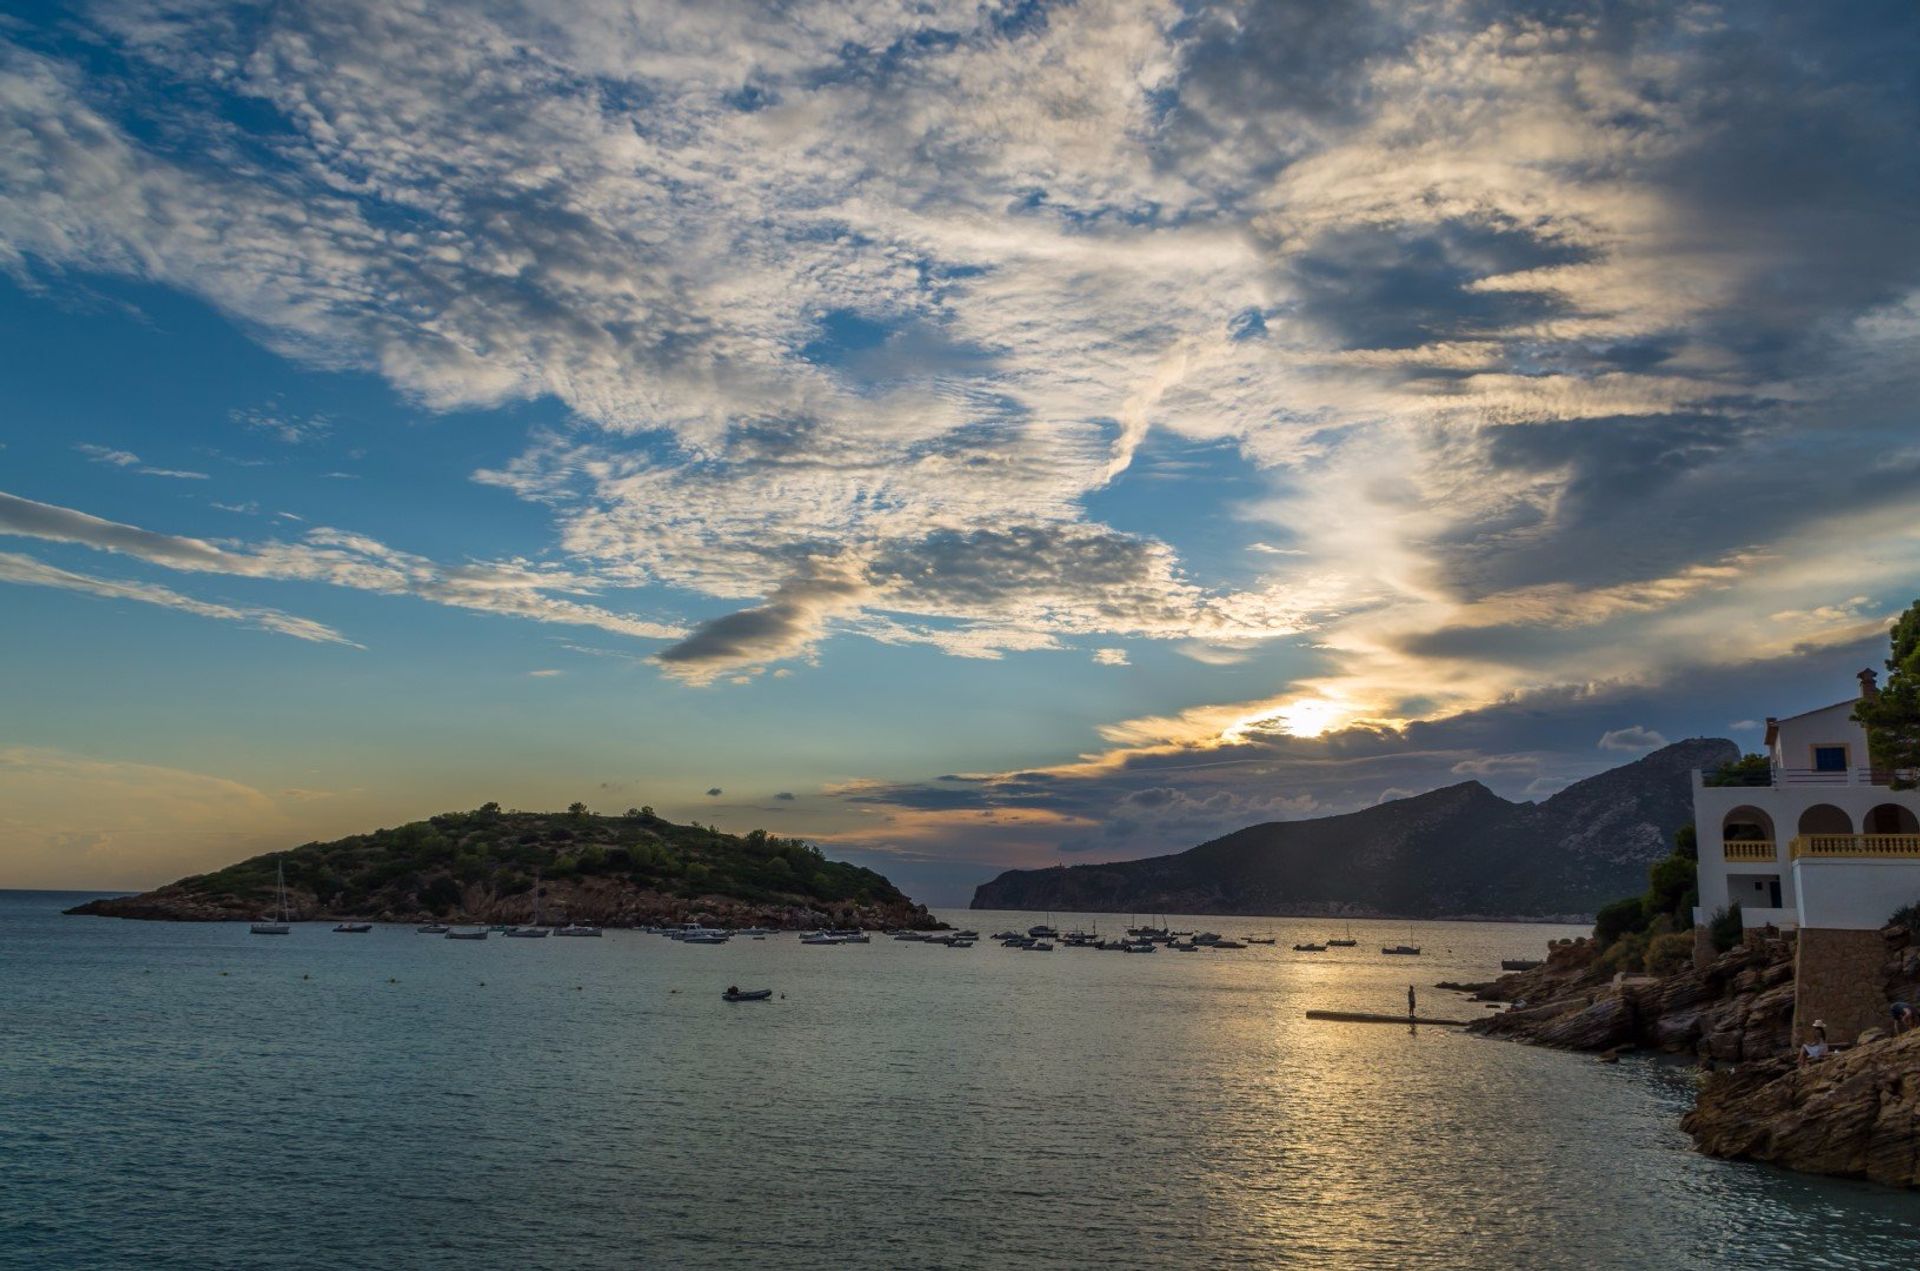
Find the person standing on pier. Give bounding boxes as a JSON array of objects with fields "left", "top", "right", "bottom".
[{"left": 1407, "top": 985, "right": 1416, "bottom": 1019}]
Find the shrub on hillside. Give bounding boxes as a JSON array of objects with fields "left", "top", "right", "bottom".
[
  {"left": 1594, "top": 896, "right": 1649, "bottom": 943},
  {"left": 1645, "top": 931, "right": 1695, "bottom": 976}
]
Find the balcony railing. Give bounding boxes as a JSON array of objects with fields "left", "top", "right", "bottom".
[
  {"left": 1789, "top": 834, "right": 1920, "bottom": 859},
  {"left": 1699, "top": 766, "right": 1917, "bottom": 789},
  {"left": 1722, "top": 839, "right": 1777, "bottom": 862}
]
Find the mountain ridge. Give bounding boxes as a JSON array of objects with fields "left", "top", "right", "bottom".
[{"left": 970, "top": 738, "right": 1738, "bottom": 919}]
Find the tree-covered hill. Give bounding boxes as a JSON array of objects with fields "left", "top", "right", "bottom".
[{"left": 67, "top": 804, "right": 938, "bottom": 929}]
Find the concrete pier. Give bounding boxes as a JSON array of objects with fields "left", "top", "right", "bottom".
[{"left": 1305, "top": 1009, "right": 1475, "bottom": 1026}]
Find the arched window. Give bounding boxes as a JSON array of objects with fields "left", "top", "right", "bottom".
[
  {"left": 1797, "top": 804, "right": 1853, "bottom": 836},
  {"left": 1865, "top": 803, "right": 1920, "bottom": 835},
  {"left": 1723, "top": 806, "right": 1774, "bottom": 841}
]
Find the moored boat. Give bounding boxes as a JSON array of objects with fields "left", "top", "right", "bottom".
[
  {"left": 250, "top": 860, "right": 293, "bottom": 935},
  {"left": 555, "top": 924, "right": 602, "bottom": 937},
  {"left": 416, "top": 923, "right": 450, "bottom": 934},
  {"left": 332, "top": 922, "right": 373, "bottom": 934},
  {"left": 723, "top": 986, "right": 773, "bottom": 1002},
  {"left": 446, "top": 927, "right": 489, "bottom": 940},
  {"left": 1382, "top": 944, "right": 1421, "bottom": 956},
  {"left": 1293, "top": 942, "right": 1327, "bottom": 952}
]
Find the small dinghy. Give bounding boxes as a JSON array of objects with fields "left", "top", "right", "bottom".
[
  {"left": 1381, "top": 944, "right": 1421, "bottom": 956},
  {"left": 446, "top": 928, "right": 489, "bottom": 940},
  {"left": 723, "top": 987, "right": 773, "bottom": 1002},
  {"left": 1293, "top": 942, "right": 1327, "bottom": 952},
  {"left": 416, "top": 924, "right": 450, "bottom": 934},
  {"left": 333, "top": 922, "right": 373, "bottom": 934}
]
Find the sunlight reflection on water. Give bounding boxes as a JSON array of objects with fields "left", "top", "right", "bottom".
[{"left": 2, "top": 896, "right": 1915, "bottom": 1269}]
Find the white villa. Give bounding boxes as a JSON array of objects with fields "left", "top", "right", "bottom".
[{"left": 1691, "top": 669, "right": 1920, "bottom": 1042}]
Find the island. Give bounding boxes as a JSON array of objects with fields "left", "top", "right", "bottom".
[{"left": 66, "top": 804, "right": 941, "bottom": 931}]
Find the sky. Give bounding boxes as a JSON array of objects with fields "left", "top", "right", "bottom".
[{"left": 2, "top": 0, "right": 1918, "bottom": 904}]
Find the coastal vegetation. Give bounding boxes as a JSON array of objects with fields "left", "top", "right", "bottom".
[
  {"left": 1854, "top": 597, "right": 1920, "bottom": 787},
  {"left": 68, "top": 805, "right": 936, "bottom": 928},
  {"left": 1586, "top": 823, "right": 1702, "bottom": 974}
]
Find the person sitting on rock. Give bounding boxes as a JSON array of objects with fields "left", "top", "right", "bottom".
[
  {"left": 1892, "top": 1001, "right": 1915, "bottom": 1035},
  {"left": 1798, "top": 1020, "right": 1830, "bottom": 1066}
]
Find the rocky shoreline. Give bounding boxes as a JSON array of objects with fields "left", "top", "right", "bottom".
[
  {"left": 1456, "top": 926, "right": 1920, "bottom": 1188},
  {"left": 66, "top": 876, "right": 941, "bottom": 932}
]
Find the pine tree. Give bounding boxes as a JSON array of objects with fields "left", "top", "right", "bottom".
[{"left": 1854, "top": 599, "right": 1920, "bottom": 788}]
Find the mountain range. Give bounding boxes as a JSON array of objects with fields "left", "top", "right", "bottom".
[{"left": 970, "top": 738, "right": 1739, "bottom": 920}]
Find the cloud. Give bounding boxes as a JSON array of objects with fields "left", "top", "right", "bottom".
[
  {"left": 1093, "top": 648, "right": 1129, "bottom": 666},
  {"left": 0, "top": 550, "right": 356, "bottom": 645},
  {"left": 1598, "top": 726, "right": 1669, "bottom": 753},
  {"left": 75, "top": 443, "right": 208, "bottom": 480},
  {"left": 0, "top": 489, "right": 684, "bottom": 646},
  {"left": 231, "top": 405, "right": 331, "bottom": 445},
  {"left": 527, "top": 669, "right": 563, "bottom": 678},
  {"left": 3, "top": 0, "right": 1920, "bottom": 886}
]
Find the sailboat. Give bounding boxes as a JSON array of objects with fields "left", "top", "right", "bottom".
[
  {"left": 1381, "top": 927, "right": 1421, "bottom": 956},
  {"left": 251, "top": 860, "right": 292, "bottom": 935},
  {"left": 1326, "top": 922, "right": 1357, "bottom": 948},
  {"left": 506, "top": 873, "right": 550, "bottom": 937}
]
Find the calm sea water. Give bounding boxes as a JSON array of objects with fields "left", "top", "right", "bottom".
[{"left": 3, "top": 892, "right": 1916, "bottom": 1269}]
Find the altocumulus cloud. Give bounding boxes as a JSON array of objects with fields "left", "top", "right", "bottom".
[{"left": 2, "top": 1, "right": 1918, "bottom": 862}]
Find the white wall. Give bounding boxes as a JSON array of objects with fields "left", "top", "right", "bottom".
[
  {"left": 1690, "top": 778, "right": 1920, "bottom": 927},
  {"left": 1771, "top": 700, "right": 1869, "bottom": 774},
  {"left": 1793, "top": 858, "right": 1920, "bottom": 930}
]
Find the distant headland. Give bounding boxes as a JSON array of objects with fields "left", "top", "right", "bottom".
[
  {"left": 66, "top": 804, "right": 940, "bottom": 931},
  {"left": 971, "top": 738, "right": 1736, "bottom": 920}
]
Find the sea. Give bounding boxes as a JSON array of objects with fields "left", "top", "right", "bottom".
[{"left": 3, "top": 891, "right": 1916, "bottom": 1269}]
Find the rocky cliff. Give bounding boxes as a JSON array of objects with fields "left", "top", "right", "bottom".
[
  {"left": 1464, "top": 934, "right": 1796, "bottom": 1059},
  {"left": 1682, "top": 1032, "right": 1920, "bottom": 1188},
  {"left": 67, "top": 806, "right": 940, "bottom": 930},
  {"left": 972, "top": 738, "right": 1737, "bottom": 918},
  {"left": 1465, "top": 923, "right": 1920, "bottom": 1189}
]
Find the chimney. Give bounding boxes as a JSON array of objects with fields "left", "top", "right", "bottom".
[{"left": 1859, "top": 668, "right": 1879, "bottom": 700}]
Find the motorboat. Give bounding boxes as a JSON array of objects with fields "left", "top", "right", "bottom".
[
  {"left": 332, "top": 922, "right": 373, "bottom": 934},
  {"left": 1211, "top": 940, "right": 1248, "bottom": 950},
  {"left": 1025, "top": 941, "right": 1054, "bottom": 951},
  {"left": 723, "top": 987, "right": 773, "bottom": 1002},
  {"left": 555, "top": 924, "right": 603, "bottom": 937},
  {"left": 681, "top": 932, "right": 731, "bottom": 944},
  {"left": 416, "top": 923, "right": 451, "bottom": 934},
  {"left": 505, "top": 925, "right": 550, "bottom": 938},
  {"left": 446, "top": 928, "right": 489, "bottom": 940},
  {"left": 251, "top": 860, "right": 293, "bottom": 935},
  {"left": 800, "top": 933, "right": 841, "bottom": 945},
  {"left": 837, "top": 932, "right": 871, "bottom": 944},
  {"left": 1244, "top": 936, "right": 1276, "bottom": 945},
  {"left": 1382, "top": 945, "right": 1421, "bottom": 956},
  {"left": 1293, "top": 942, "right": 1327, "bottom": 952}
]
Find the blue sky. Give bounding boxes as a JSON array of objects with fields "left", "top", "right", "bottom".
[{"left": 3, "top": 0, "right": 1918, "bottom": 903}]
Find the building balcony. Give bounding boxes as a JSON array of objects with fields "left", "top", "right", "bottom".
[
  {"left": 1699, "top": 766, "right": 1909, "bottom": 789},
  {"left": 1722, "top": 839, "right": 1776, "bottom": 862},
  {"left": 1789, "top": 834, "right": 1920, "bottom": 859}
]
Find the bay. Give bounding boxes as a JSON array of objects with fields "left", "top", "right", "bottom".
[{"left": 2, "top": 892, "right": 1914, "bottom": 1268}]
